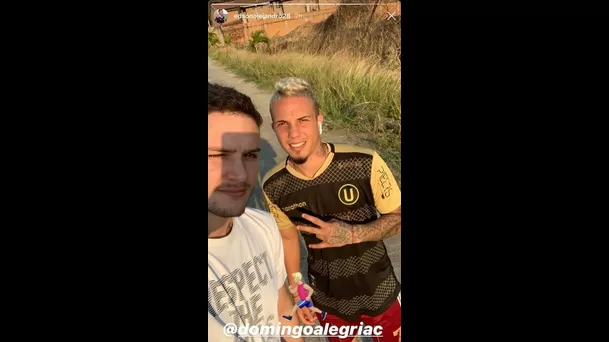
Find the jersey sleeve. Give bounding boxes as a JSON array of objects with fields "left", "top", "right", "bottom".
[
  {"left": 370, "top": 151, "right": 401, "bottom": 214},
  {"left": 263, "top": 191, "right": 294, "bottom": 230}
]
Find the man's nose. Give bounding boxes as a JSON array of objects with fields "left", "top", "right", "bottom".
[
  {"left": 288, "top": 124, "right": 301, "bottom": 139},
  {"left": 224, "top": 157, "right": 248, "bottom": 182}
]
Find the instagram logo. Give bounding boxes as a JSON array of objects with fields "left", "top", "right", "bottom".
[{"left": 213, "top": 9, "right": 229, "bottom": 24}]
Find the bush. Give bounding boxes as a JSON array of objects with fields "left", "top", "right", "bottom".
[
  {"left": 247, "top": 30, "right": 270, "bottom": 52},
  {"left": 208, "top": 32, "right": 220, "bottom": 47}
]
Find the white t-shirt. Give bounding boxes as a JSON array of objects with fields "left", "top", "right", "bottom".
[{"left": 208, "top": 208, "right": 287, "bottom": 342}]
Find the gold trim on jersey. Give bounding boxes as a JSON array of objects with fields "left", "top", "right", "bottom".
[
  {"left": 285, "top": 143, "right": 334, "bottom": 181},
  {"left": 262, "top": 142, "right": 379, "bottom": 184}
]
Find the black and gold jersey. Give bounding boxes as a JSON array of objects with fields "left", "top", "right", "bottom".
[{"left": 262, "top": 143, "right": 401, "bottom": 322}]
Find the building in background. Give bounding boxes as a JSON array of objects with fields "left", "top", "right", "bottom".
[{"left": 208, "top": 1, "right": 399, "bottom": 45}]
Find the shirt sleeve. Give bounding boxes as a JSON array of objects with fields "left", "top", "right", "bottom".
[
  {"left": 370, "top": 151, "right": 402, "bottom": 214},
  {"left": 263, "top": 190, "right": 294, "bottom": 230}
]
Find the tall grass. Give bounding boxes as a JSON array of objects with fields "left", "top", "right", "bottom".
[{"left": 209, "top": 47, "right": 401, "bottom": 184}]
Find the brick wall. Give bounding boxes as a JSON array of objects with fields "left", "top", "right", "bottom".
[
  {"left": 221, "top": 6, "right": 337, "bottom": 44},
  {"left": 217, "top": 1, "right": 401, "bottom": 45}
]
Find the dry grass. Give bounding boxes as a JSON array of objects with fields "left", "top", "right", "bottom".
[{"left": 270, "top": 0, "right": 401, "bottom": 69}]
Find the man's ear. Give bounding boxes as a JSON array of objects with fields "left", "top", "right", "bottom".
[{"left": 317, "top": 112, "right": 324, "bottom": 124}]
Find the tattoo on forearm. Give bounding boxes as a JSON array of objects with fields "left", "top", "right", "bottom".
[
  {"left": 353, "top": 214, "right": 401, "bottom": 243},
  {"left": 328, "top": 220, "right": 353, "bottom": 246}
]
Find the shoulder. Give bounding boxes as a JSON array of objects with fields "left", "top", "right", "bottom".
[
  {"left": 236, "top": 207, "right": 282, "bottom": 240},
  {"left": 332, "top": 143, "right": 377, "bottom": 158},
  {"left": 262, "top": 160, "right": 288, "bottom": 188},
  {"left": 239, "top": 207, "right": 279, "bottom": 229},
  {"left": 330, "top": 144, "right": 381, "bottom": 170}
]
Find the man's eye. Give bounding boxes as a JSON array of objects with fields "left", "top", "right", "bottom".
[
  {"left": 209, "top": 154, "right": 224, "bottom": 158},
  {"left": 245, "top": 153, "right": 259, "bottom": 159}
]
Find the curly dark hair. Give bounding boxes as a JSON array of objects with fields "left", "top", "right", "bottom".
[{"left": 208, "top": 83, "right": 263, "bottom": 127}]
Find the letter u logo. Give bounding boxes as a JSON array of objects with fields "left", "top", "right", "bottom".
[
  {"left": 338, "top": 184, "right": 360, "bottom": 205},
  {"left": 343, "top": 189, "right": 354, "bottom": 202}
]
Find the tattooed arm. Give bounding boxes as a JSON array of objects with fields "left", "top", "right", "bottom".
[
  {"left": 297, "top": 151, "right": 403, "bottom": 249},
  {"left": 351, "top": 150, "right": 402, "bottom": 243},
  {"left": 298, "top": 207, "right": 401, "bottom": 249},
  {"left": 351, "top": 206, "right": 401, "bottom": 243}
]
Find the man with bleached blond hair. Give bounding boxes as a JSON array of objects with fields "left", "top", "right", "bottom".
[{"left": 262, "top": 77, "right": 403, "bottom": 342}]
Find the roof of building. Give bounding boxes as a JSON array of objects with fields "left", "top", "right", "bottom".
[{"left": 211, "top": 0, "right": 283, "bottom": 11}]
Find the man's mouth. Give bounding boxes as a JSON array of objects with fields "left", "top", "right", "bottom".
[
  {"left": 218, "top": 188, "right": 248, "bottom": 197},
  {"left": 289, "top": 142, "right": 306, "bottom": 151}
]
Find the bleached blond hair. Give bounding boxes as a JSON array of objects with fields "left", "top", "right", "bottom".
[
  {"left": 292, "top": 272, "right": 303, "bottom": 282},
  {"left": 269, "top": 77, "right": 320, "bottom": 119}
]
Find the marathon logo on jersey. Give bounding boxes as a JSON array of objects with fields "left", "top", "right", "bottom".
[
  {"left": 282, "top": 201, "right": 307, "bottom": 212},
  {"left": 208, "top": 251, "right": 276, "bottom": 327},
  {"left": 338, "top": 184, "right": 360, "bottom": 206}
]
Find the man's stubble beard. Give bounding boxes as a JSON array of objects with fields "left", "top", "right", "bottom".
[
  {"left": 290, "top": 157, "right": 308, "bottom": 165},
  {"left": 208, "top": 189, "right": 252, "bottom": 218},
  {"left": 208, "top": 205, "right": 246, "bottom": 218},
  {"left": 289, "top": 141, "right": 326, "bottom": 165}
]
